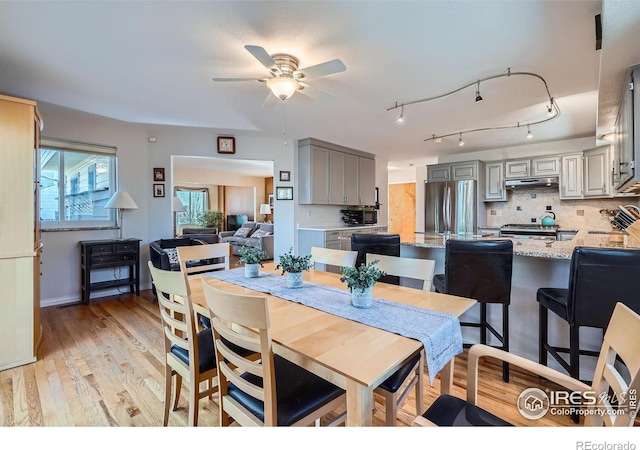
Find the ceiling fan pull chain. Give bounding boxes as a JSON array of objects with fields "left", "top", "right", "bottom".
[{"left": 281, "top": 100, "right": 287, "bottom": 146}]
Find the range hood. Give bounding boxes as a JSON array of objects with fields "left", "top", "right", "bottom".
[{"left": 505, "top": 177, "right": 559, "bottom": 190}]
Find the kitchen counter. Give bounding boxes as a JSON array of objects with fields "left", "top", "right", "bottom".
[
  {"left": 402, "top": 229, "right": 640, "bottom": 260},
  {"left": 297, "top": 224, "right": 388, "bottom": 231}
]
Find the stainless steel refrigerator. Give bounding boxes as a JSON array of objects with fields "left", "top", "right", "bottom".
[{"left": 424, "top": 179, "right": 478, "bottom": 235}]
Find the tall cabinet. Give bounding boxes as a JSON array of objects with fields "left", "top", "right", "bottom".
[{"left": 0, "top": 94, "right": 43, "bottom": 371}]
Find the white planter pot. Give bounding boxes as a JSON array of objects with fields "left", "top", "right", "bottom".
[
  {"left": 286, "top": 271, "right": 303, "bottom": 288},
  {"left": 244, "top": 263, "right": 260, "bottom": 278},
  {"left": 351, "top": 286, "right": 373, "bottom": 308}
]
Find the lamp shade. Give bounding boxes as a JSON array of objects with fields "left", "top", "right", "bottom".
[
  {"left": 173, "top": 196, "right": 186, "bottom": 212},
  {"left": 104, "top": 191, "right": 138, "bottom": 210},
  {"left": 259, "top": 204, "right": 271, "bottom": 215}
]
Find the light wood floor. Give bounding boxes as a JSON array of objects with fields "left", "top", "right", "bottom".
[{"left": 0, "top": 290, "right": 583, "bottom": 427}]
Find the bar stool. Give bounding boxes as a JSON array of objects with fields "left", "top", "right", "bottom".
[
  {"left": 351, "top": 233, "right": 401, "bottom": 285},
  {"left": 433, "top": 239, "right": 513, "bottom": 382},
  {"left": 537, "top": 247, "right": 640, "bottom": 382}
]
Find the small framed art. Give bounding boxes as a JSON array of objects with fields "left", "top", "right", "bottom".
[
  {"left": 153, "top": 167, "right": 165, "bottom": 181},
  {"left": 268, "top": 193, "right": 274, "bottom": 208},
  {"left": 279, "top": 170, "right": 291, "bottom": 182},
  {"left": 276, "top": 186, "right": 293, "bottom": 200},
  {"left": 153, "top": 184, "right": 165, "bottom": 198},
  {"left": 217, "top": 136, "right": 236, "bottom": 154}
]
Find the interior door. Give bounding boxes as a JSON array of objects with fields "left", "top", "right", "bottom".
[{"left": 389, "top": 182, "right": 415, "bottom": 239}]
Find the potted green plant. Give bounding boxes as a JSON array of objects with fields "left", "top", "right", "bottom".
[
  {"left": 197, "top": 210, "right": 224, "bottom": 231},
  {"left": 340, "top": 260, "right": 386, "bottom": 308},
  {"left": 238, "top": 246, "right": 269, "bottom": 278},
  {"left": 275, "top": 247, "right": 312, "bottom": 288}
]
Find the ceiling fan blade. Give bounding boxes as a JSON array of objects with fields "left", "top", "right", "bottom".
[
  {"left": 245, "top": 45, "right": 282, "bottom": 75},
  {"left": 262, "top": 92, "right": 280, "bottom": 108},
  {"left": 212, "top": 77, "right": 266, "bottom": 82},
  {"left": 298, "top": 82, "right": 334, "bottom": 99},
  {"left": 294, "top": 59, "right": 346, "bottom": 80}
]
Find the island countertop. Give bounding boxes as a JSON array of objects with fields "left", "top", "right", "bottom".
[{"left": 401, "top": 230, "right": 640, "bottom": 260}]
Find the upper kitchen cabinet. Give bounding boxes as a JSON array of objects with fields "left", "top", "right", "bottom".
[
  {"left": 298, "top": 138, "right": 376, "bottom": 205},
  {"left": 560, "top": 153, "right": 584, "bottom": 199},
  {"left": 583, "top": 146, "right": 611, "bottom": 197},
  {"left": 505, "top": 156, "right": 560, "bottom": 179},
  {"left": 427, "top": 161, "right": 483, "bottom": 182},
  {"left": 484, "top": 161, "right": 506, "bottom": 201}
]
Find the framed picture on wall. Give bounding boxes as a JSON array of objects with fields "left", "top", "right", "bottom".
[
  {"left": 153, "top": 183, "right": 165, "bottom": 198},
  {"left": 268, "top": 193, "right": 274, "bottom": 208},
  {"left": 279, "top": 170, "right": 291, "bottom": 182},
  {"left": 276, "top": 186, "right": 293, "bottom": 200},
  {"left": 153, "top": 167, "right": 165, "bottom": 181}
]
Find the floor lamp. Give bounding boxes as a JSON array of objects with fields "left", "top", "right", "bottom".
[
  {"left": 105, "top": 191, "right": 139, "bottom": 240},
  {"left": 173, "top": 196, "right": 186, "bottom": 236},
  {"left": 259, "top": 203, "right": 272, "bottom": 223}
]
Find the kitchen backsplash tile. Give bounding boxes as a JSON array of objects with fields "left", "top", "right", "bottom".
[{"left": 485, "top": 188, "right": 640, "bottom": 231}]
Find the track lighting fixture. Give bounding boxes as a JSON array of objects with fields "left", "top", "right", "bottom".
[
  {"left": 475, "top": 81, "right": 483, "bottom": 102},
  {"left": 387, "top": 68, "right": 560, "bottom": 145}
]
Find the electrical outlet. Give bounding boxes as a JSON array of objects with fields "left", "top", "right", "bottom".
[
  {"left": 546, "top": 205, "right": 552, "bottom": 211},
  {"left": 496, "top": 210, "right": 502, "bottom": 216},
  {"left": 531, "top": 217, "right": 537, "bottom": 223},
  {"left": 307, "top": 210, "right": 311, "bottom": 217},
  {"left": 530, "top": 193, "right": 537, "bottom": 199},
  {"left": 516, "top": 206, "right": 522, "bottom": 211},
  {"left": 490, "top": 209, "right": 496, "bottom": 216}
]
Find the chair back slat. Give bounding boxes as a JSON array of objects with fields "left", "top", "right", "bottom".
[
  {"left": 587, "top": 303, "right": 640, "bottom": 426},
  {"left": 310, "top": 246, "right": 357, "bottom": 268},
  {"left": 366, "top": 253, "right": 435, "bottom": 291},
  {"left": 177, "top": 243, "right": 230, "bottom": 274}
]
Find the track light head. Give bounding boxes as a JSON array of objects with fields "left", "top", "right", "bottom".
[
  {"left": 458, "top": 133, "right": 465, "bottom": 147},
  {"left": 475, "top": 81, "right": 483, "bottom": 102},
  {"left": 527, "top": 125, "right": 533, "bottom": 139},
  {"left": 547, "top": 105, "right": 554, "bottom": 117},
  {"left": 397, "top": 105, "right": 405, "bottom": 123}
]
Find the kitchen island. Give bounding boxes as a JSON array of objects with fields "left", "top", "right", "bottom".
[{"left": 400, "top": 230, "right": 639, "bottom": 380}]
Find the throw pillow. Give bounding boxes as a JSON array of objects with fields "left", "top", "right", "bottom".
[
  {"left": 164, "top": 248, "right": 179, "bottom": 265},
  {"left": 250, "top": 229, "right": 271, "bottom": 239},
  {"left": 233, "top": 227, "right": 253, "bottom": 238}
]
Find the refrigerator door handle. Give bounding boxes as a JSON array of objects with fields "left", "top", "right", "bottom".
[{"left": 443, "top": 184, "right": 451, "bottom": 233}]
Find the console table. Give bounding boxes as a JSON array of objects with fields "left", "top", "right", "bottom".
[{"left": 79, "top": 239, "right": 141, "bottom": 304}]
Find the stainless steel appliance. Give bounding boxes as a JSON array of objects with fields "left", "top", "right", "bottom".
[
  {"left": 500, "top": 223, "right": 559, "bottom": 240},
  {"left": 341, "top": 208, "right": 377, "bottom": 226},
  {"left": 424, "top": 179, "right": 478, "bottom": 235},
  {"left": 505, "top": 177, "right": 559, "bottom": 190}
]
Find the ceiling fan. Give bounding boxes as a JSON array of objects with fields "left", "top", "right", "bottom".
[{"left": 213, "top": 45, "right": 346, "bottom": 106}]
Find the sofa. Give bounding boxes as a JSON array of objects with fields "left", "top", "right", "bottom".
[
  {"left": 219, "top": 221, "right": 274, "bottom": 260},
  {"left": 149, "top": 235, "right": 220, "bottom": 272},
  {"left": 178, "top": 227, "right": 218, "bottom": 244}
]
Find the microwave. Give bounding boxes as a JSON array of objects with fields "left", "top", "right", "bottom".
[{"left": 341, "top": 209, "right": 377, "bottom": 226}]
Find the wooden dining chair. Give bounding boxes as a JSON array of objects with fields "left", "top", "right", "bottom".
[
  {"left": 413, "top": 302, "right": 640, "bottom": 427},
  {"left": 366, "top": 253, "right": 436, "bottom": 426},
  {"left": 310, "top": 246, "right": 357, "bottom": 271},
  {"left": 147, "top": 261, "right": 219, "bottom": 427},
  {"left": 176, "top": 242, "right": 230, "bottom": 274},
  {"left": 201, "top": 279, "right": 347, "bottom": 426}
]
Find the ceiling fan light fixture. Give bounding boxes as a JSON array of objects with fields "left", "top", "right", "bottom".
[{"left": 266, "top": 77, "right": 299, "bottom": 100}]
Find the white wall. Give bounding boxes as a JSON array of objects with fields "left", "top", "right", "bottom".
[{"left": 38, "top": 103, "right": 297, "bottom": 306}]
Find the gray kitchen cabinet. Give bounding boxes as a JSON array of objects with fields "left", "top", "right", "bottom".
[
  {"left": 583, "top": 146, "right": 611, "bottom": 197},
  {"left": 451, "top": 161, "right": 480, "bottom": 180},
  {"left": 484, "top": 161, "right": 506, "bottom": 201},
  {"left": 358, "top": 156, "right": 376, "bottom": 205},
  {"left": 505, "top": 159, "right": 530, "bottom": 179},
  {"left": 531, "top": 156, "right": 561, "bottom": 176},
  {"left": 560, "top": 153, "right": 584, "bottom": 199},
  {"left": 298, "top": 138, "right": 376, "bottom": 205},
  {"left": 427, "top": 164, "right": 450, "bottom": 182}
]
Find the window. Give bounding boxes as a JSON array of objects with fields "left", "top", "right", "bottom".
[
  {"left": 39, "top": 138, "right": 117, "bottom": 229},
  {"left": 176, "top": 188, "right": 208, "bottom": 230}
]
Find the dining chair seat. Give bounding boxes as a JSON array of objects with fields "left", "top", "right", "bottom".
[
  {"left": 536, "top": 287, "right": 568, "bottom": 319},
  {"left": 378, "top": 353, "right": 421, "bottom": 393},
  {"left": 423, "top": 394, "right": 513, "bottom": 427},
  {"left": 227, "top": 355, "right": 346, "bottom": 426}
]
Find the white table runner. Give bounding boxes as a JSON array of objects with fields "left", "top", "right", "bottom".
[{"left": 205, "top": 268, "right": 462, "bottom": 385}]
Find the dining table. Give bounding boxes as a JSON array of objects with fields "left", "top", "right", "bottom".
[{"left": 188, "top": 262, "right": 476, "bottom": 427}]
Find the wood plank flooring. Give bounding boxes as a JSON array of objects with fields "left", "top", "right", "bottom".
[{"left": 0, "top": 289, "right": 584, "bottom": 427}]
